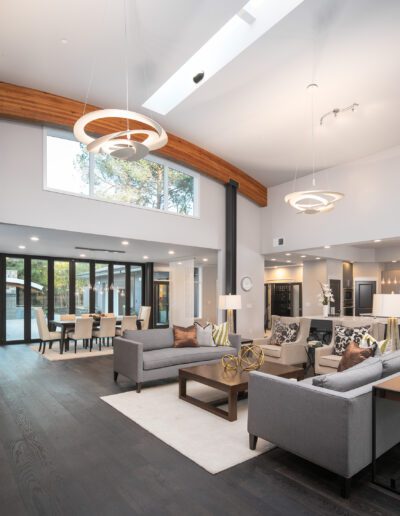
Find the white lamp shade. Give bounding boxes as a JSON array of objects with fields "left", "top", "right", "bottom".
[
  {"left": 373, "top": 294, "right": 400, "bottom": 317},
  {"left": 219, "top": 294, "right": 242, "bottom": 310}
]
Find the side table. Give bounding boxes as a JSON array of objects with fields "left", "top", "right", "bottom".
[
  {"left": 305, "top": 340, "right": 322, "bottom": 374},
  {"left": 372, "top": 376, "right": 400, "bottom": 493}
]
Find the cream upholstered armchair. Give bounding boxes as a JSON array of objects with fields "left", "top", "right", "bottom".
[
  {"left": 314, "top": 318, "right": 384, "bottom": 375},
  {"left": 254, "top": 315, "right": 311, "bottom": 366}
]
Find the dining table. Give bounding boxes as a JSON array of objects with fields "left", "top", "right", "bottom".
[{"left": 49, "top": 317, "right": 123, "bottom": 354}]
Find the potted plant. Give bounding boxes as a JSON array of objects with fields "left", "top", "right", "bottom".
[{"left": 318, "top": 282, "right": 335, "bottom": 317}]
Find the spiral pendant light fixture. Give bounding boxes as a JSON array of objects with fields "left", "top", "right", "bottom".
[
  {"left": 74, "top": 0, "right": 167, "bottom": 162},
  {"left": 285, "top": 83, "right": 344, "bottom": 214}
]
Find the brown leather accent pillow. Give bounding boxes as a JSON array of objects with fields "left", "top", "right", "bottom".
[
  {"left": 338, "top": 341, "right": 374, "bottom": 372},
  {"left": 173, "top": 325, "right": 198, "bottom": 348}
]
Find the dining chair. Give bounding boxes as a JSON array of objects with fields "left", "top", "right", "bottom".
[
  {"left": 115, "top": 315, "right": 138, "bottom": 336},
  {"left": 138, "top": 306, "right": 151, "bottom": 330},
  {"left": 35, "top": 308, "right": 62, "bottom": 354},
  {"left": 92, "top": 317, "right": 116, "bottom": 350},
  {"left": 81, "top": 314, "right": 91, "bottom": 318},
  {"left": 67, "top": 317, "right": 94, "bottom": 353},
  {"left": 104, "top": 313, "right": 115, "bottom": 317},
  {"left": 60, "top": 314, "right": 76, "bottom": 321}
]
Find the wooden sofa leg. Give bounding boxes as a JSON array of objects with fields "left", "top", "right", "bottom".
[
  {"left": 114, "top": 371, "right": 118, "bottom": 382},
  {"left": 136, "top": 383, "right": 142, "bottom": 393},
  {"left": 249, "top": 434, "right": 258, "bottom": 450},
  {"left": 341, "top": 477, "right": 351, "bottom": 499}
]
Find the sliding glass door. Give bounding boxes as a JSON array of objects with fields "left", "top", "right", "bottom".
[
  {"left": 75, "top": 261, "right": 90, "bottom": 315},
  {"left": 95, "top": 263, "right": 109, "bottom": 313},
  {"left": 130, "top": 266, "right": 142, "bottom": 316},
  {"left": 31, "top": 259, "right": 48, "bottom": 339},
  {"left": 54, "top": 261, "right": 70, "bottom": 320},
  {"left": 5, "top": 257, "right": 25, "bottom": 341}
]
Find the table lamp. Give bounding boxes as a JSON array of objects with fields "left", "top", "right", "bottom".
[
  {"left": 219, "top": 294, "right": 242, "bottom": 334},
  {"left": 372, "top": 294, "right": 400, "bottom": 351}
]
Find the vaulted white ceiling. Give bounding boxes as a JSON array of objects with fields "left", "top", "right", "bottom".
[{"left": 1, "top": 0, "right": 399, "bottom": 186}]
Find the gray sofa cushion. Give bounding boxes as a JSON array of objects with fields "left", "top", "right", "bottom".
[
  {"left": 124, "top": 328, "right": 174, "bottom": 351},
  {"left": 143, "top": 346, "right": 236, "bottom": 370},
  {"left": 312, "top": 357, "right": 382, "bottom": 392},
  {"left": 382, "top": 349, "right": 400, "bottom": 378}
]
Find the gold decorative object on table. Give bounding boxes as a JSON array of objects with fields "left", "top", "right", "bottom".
[
  {"left": 221, "top": 354, "right": 240, "bottom": 371},
  {"left": 239, "top": 344, "right": 265, "bottom": 371}
]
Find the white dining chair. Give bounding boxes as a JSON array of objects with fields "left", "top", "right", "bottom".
[
  {"left": 67, "top": 317, "right": 94, "bottom": 354},
  {"left": 138, "top": 306, "right": 151, "bottom": 330},
  {"left": 92, "top": 317, "right": 116, "bottom": 350},
  {"left": 115, "top": 315, "right": 138, "bottom": 336},
  {"left": 35, "top": 308, "right": 62, "bottom": 354}
]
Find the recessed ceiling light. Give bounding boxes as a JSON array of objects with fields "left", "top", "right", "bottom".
[
  {"left": 300, "top": 263, "right": 304, "bottom": 266},
  {"left": 18, "top": 245, "right": 26, "bottom": 249},
  {"left": 61, "top": 39, "right": 68, "bottom": 44},
  {"left": 374, "top": 239, "right": 382, "bottom": 243},
  {"left": 316, "top": 257, "right": 321, "bottom": 260},
  {"left": 121, "top": 240, "right": 129, "bottom": 246},
  {"left": 270, "top": 258, "right": 276, "bottom": 261},
  {"left": 142, "top": 0, "right": 303, "bottom": 114},
  {"left": 324, "top": 245, "right": 331, "bottom": 249},
  {"left": 392, "top": 260, "right": 397, "bottom": 263},
  {"left": 143, "top": 255, "right": 149, "bottom": 260},
  {"left": 285, "top": 253, "right": 291, "bottom": 256},
  {"left": 168, "top": 250, "right": 175, "bottom": 255},
  {"left": 178, "top": 262, "right": 182, "bottom": 265},
  {"left": 202, "top": 258, "right": 208, "bottom": 262},
  {"left": 79, "top": 253, "right": 86, "bottom": 257},
  {"left": 286, "top": 260, "right": 291, "bottom": 263},
  {"left": 301, "top": 255, "right": 306, "bottom": 258},
  {"left": 30, "top": 236, "right": 39, "bottom": 241}
]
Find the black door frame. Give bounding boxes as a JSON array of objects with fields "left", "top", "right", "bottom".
[
  {"left": 355, "top": 280, "right": 376, "bottom": 316},
  {"left": 153, "top": 280, "right": 169, "bottom": 329},
  {"left": 0, "top": 252, "right": 145, "bottom": 345}
]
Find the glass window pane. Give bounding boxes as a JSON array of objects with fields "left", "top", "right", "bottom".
[
  {"left": 194, "top": 267, "right": 200, "bottom": 318},
  {"left": 95, "top": 264, "right": 109, "bottom": 313},
  {"left": 167, "top": 167, "right": 194, "bottom": 215},
  {"left": 75, "top": 262, "right": 90, "bottom": 315},
  {"left": 6, "top": 257, "right": 25, "bottom": 341},
  {"left": 93, "top": 155, "right": 165, "bottom": 209},
  {"left": 54, "top": 261, "right": 70, "bottom": 320},
  {"left": 113, "top": 264, "right": 126, "bottom": 316},
  {"left": 130, "top": 266, "right": 142, "bottom": 315},
  {"left": 155, "top": 283, "right": 169, "bottom": 327},
  {"left": 46, "top": 135, "right": 89, "bottom": 195},
  {"left": 31, "top": 259, "right": 48, "bottom": 339}
]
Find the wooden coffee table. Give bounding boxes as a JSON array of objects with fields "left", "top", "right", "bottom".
[{"left": 179, "top": 362, "right": 304, "bottom": 422}]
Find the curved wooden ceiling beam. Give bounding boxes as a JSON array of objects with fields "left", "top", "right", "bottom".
[{"left": 0, "top": 82, "right": 267, "bottom": 206}]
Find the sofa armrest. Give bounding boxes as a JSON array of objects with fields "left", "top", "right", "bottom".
[
  {"left": 228, "top": 333, "right": 241, "bottom": 355},
  {"left": 113, "top": 337, "right": 143, "bottom": 383},
  {"left": 248, "top": 371, "right": 360, "bottom": 478},
  {"left": 279, "top": 342, "right": 307, "bottom": 364},
  {"left": 254, "top": 336, "right": 272, "bottom": 346},
  {"left": 315, "top": 343, "right": 334, "bottom": 361}
]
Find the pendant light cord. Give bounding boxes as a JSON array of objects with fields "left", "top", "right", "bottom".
[
  {"left": 310, "top": 84, "right": 316, "bottom": 187},
  {"left": 124, "top": 0, "right": 130, "bottom": 137}
]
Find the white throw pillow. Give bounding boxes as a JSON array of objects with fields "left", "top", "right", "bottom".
[
  {"left": 194, "top": 322, "right": 214, "bottom": 347},
  {"left": 360, "top": 333, "right": 391, "bottom": 355}
]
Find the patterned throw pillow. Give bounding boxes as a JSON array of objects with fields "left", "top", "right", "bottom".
[
  {"left": 270, "top": 321, "right": 299, "bottom": 346},
  {"left": 212, "top": 322, "right": 230, "bottom": 346},
  {"left": 333, "top": 325, "right": 370, "bottom": 356}
]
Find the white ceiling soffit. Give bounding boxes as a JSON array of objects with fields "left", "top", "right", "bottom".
[{"left": 142, "top": 0, "right": 304, "bottom": 115}]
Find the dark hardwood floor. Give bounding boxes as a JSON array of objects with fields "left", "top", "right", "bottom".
[{"left": 0, "top": 345, "right": 399, "bottom": 516}]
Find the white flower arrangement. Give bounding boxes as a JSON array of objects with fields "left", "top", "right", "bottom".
[{"left": 318, "top": 281, "right": 335, "bottom": 306}]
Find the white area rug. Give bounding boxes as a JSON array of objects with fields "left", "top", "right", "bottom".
[
  {"left": 101, "top": 381, "right": 274, "bottom": 474},
  {"left": 30, "top": 343, "right": 113, "bottom": 361}
]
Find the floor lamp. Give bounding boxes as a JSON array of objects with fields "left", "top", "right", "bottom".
[
  {"left": 219, "top": 294, "right": 242, "bottom": 334},
  {"left": 372, "top": 294, "right": 400, "bottom": 351}
]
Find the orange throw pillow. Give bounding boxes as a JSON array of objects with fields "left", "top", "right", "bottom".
[
  {"left": 338, "top": 341, "right": 374, "bottom": 372},
  {"left": 173, "top": 325, "right": 198, "bottom": 348}
]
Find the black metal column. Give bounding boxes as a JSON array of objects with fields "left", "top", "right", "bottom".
[
  {"left": 225, "top": 180, "right": 238, "bottom": 331},
  {"left": 144, "top": 262, "right": 154, "bottom": 328},
  {"left": 0, "top": 255, "right": 6, "bottom": 345}
]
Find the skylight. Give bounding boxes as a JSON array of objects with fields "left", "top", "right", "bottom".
[{"left": 142, "top": 0, "right": 303, "bottom": 115}]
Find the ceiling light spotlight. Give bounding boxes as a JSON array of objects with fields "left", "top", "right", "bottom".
[
  {"left": 80, "top": 254, "right": 86, "bottom": 257},
  {"left": 168, "top": 250, "right": 175, "bottom": 255},
  {"left": 374, "top": 239, "right": 382, "bottom": 243},
  {"left": 121, "top": 241, "right": 129, "bottom": 246},
  {"left": 316, "top": 257, "right": 321, "bottom": 260},
  {"left": 301, "top": 255, "right": 307, "bottom": 258},
  {"left": 324, "top": 245, "right": 331, "bottom": 249},
  {"left": 270, "top": 258, "right": 276, "bottom": 261},
  {"left": 392, "top": 260, "right": 397, "bottom": 263},
  {"left": 178, "top": 262, "right": 182, "bottom": 265},
  {"left": 61, "top": 39, "right": 68, "bottom": 44},
  {"left": 285, "top": 253, "right": 291, "bottom": 256},
  {"left": 30, "top": 236, "right": 39, "bottom": 241},
  {"left": 18, "top": 245, "right": 26, "bottom": 249},
  {"left": 143, "top": 255, "right": 149, "bottom": 260},
  {"left": 286, "top": 260, "right": 291, "bottom": 263},
  {"left": 193, "top": 71, "right": 205, "bottom": 84},
  {"left": 202, "top": 258, "right": 208, "bottom": 262}
]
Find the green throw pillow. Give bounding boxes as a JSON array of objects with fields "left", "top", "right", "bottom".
[{"left": 212, "top": 322, "right": 230, "bottom": 346}]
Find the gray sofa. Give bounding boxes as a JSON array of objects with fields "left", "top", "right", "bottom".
[
  {"left": 248, "top": 351, "right": 400, "bottom": 497},
  {"left": 114, "top": 328, "right": 241, "bottom": 392}
]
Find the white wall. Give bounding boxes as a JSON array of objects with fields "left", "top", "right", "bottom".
[
  {"left": 302, "top": 260, "right": 328, "bottom": 316},
  {"left": 0, "top": 120, "right": 225, "bottom": 250},
  {"left": 264, "top": 266, "right": 303, "bottom": 283},
  {"left": 236, "top": 195, "right": 264, "bottom": 339},
  {"left": 202, "top": 265, "right": 217, "bottom": 324},
  {"left": 262, "top": 146, "right": 400, "bottom": 254},
  {"left": 353, "top": 262, "right": 383, "bottom": 294}
]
